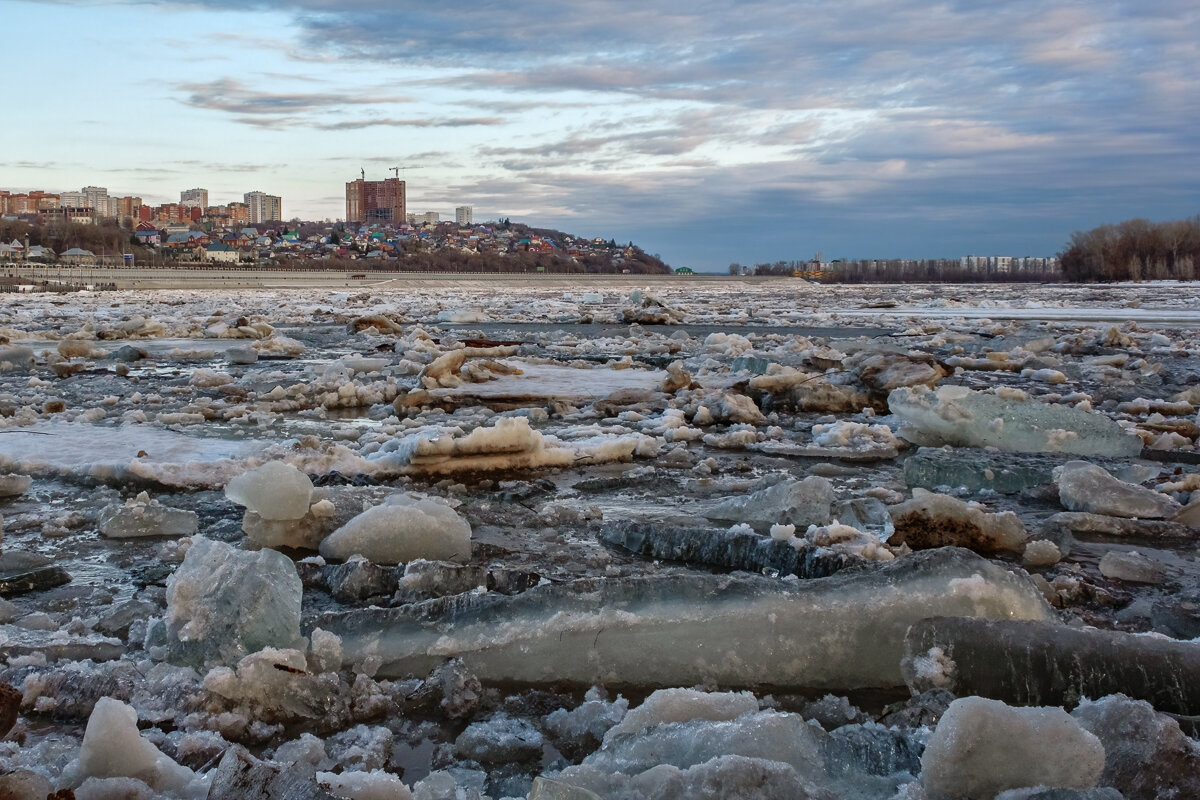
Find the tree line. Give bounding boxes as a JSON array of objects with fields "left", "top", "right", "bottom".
[
  {"left": 818, "top": 260, "right": 1060, "bottom": 284},
  {"left": 1060, "top": 216, "right": 1200, "bottom": 282},
  {"left": 728, "top": 259, "right": 1061, "bottom": 283}
]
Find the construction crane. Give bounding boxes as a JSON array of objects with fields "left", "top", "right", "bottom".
[{"left": 390, "top": 166, "right": 419, "bottom": 179}]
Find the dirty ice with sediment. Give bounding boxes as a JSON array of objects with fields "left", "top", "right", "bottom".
[{"left": 0, "top": 281, "right": 1198, "bottom": 799}]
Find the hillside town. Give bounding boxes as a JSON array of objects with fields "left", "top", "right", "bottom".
[
  {"left": 0, "top": 179, "right": 671, "bottom": 274},
  {"left": 0, "top": 179, "right": 1061, "bottom": 279}
]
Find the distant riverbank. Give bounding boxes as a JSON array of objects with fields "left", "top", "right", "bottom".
[{"left": 0, "top": 266, "right": 766, "bottom": 291}]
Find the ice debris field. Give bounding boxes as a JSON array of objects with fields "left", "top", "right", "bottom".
[{"left": 0, "top": 281, "right": 1196, "bottom": 799}]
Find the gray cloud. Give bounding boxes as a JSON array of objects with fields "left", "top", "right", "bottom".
[
  {"left": 0, "top": 161, "right": 66, "bottom": 170},
  {"left": 173, "top": 77, "right": 412, "bottom": 124},
  {"left": 86, "top": 0, "right": 1200, "bottom": 267},
  {"left": 178, "top": 161, "right": 292, "bottom": 173},
  {"left": 314, "top": 116, "right": 504, "bottom": 131}
]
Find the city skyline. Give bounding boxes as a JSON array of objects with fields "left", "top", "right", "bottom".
[{"left": 1, "top": 0, "right": 1197, "bottom": 271}]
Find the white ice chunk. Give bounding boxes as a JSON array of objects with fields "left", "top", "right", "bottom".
[
  {"left": 319, "top": 493, "right": 471, "bottom": 565},
  {"left": 386, "top": 416, "right": 638, "bottom": 475},
  {"left": 811, "top": 420, "right": 898, "bottom": 452},
  {"left": 921, "top": 697, "right": 1104, "bottom": 799},
  {"left": 318, "top": 769, "right": 413, "bottom": 800},
  {"left": 67, "top": 697, "right": 207, "bottom": 799},
  {"left": 203, "top": 647, "right": 337, "bottom": 719},
  {"left": 224, "top": 461, "right": 314, "bottom": 520},
  {"left": 1022, "top": 539, "right": 1062, "bottom": 567},
  {"left": 802, "top": 521, "right": 895, "bottom": 562},
  {"left": 604, "top": 688, "right": 759, "bottom": 741}
]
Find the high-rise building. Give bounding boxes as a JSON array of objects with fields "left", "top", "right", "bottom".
[
  {"left": 6, "top": 194, "right": 37, "bottom": 215},
  {"left": 118, "top": 196, "right": 142, "bottom": 220},
  {"left": 244, "top": 191, "right": 282, "bottom": 224},
  {"left": 345, "top": 176, "right": 405, "bottom": 224},
  {"left": 29, "top": 191, "right": 60, "bottom": 211},
  {"left": 455, "top": 205, "right": 473, "bottom": 226},
  {"left": 226, "top": 202, "right": 249, "bottom": 226},
  {"left": 59, "top": 191, "right": 87, "bottom": 208},
  {"left": 82, "top": 186, "right": 111, "bottom": 216},
  {"left": 181, "top": 188, "right": 208, "bottom": 209}
]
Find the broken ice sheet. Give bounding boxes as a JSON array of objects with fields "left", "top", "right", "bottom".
[
  {"left": 318, "top": 547, "right": 1050, "bottom": 690},
  {"left": 903, "top": 447, "right": 1060, "bottom": 494},
  {"left": 425, "top": 361, "right": 668, "bottom": 405},
  {"left": 0, "top": 419, "right": 268, "bottom": 489},
  {"left": 888, "top": 385, "right": 1142, "bottom": 457}
]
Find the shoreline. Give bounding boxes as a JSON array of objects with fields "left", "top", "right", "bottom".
[{"left": 0, "top": 266, "right": 760, "bottom": 290}]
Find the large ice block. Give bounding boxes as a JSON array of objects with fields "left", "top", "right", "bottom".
[
  {"left": 161, "top": 536, "right": 303, "bottom": 669},
  {"left": 317, "top": 547, "right": 1051, "bottom": 690},
  {"left": 98, "top": 494, "right": 198, "bottom": 539},
  {"left": 888, "top": 385, "right": 1142, "bottom": 457},
  {"left": 1072, "top": 694, "right": 1200, "bottom": 800}
]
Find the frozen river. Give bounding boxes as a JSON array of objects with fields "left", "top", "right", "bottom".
[{"left": 0, "top": 281, "right": 1196, "bottom": 799}]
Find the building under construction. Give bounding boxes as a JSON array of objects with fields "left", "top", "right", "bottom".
[{"left": 345, "top": 174, "right": 406, "bottom": 224}]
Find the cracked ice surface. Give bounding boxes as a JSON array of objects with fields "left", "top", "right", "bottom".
[{"left": 0, "top": 281, "right": 1198, "bottom": 799}]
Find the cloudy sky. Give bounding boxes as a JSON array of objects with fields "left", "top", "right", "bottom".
[{"left": 2, "top": 0, "right": 1197, "bottom": 270}]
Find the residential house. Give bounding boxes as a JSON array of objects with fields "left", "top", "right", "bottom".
[
  {"left": 134, "top": 222, "right": 161, "bottom": 246},
  {"left": 204, "top": 242, "right": 240, "bottom": 264},
  {"left": 60, "top": 248, "right": 96, "bottom": 265}
]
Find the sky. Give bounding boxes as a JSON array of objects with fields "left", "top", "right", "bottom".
[{"left": 1, "top": 0, "right": 1197, "bottom": 271}]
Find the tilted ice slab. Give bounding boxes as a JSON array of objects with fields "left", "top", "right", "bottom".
[
  {"left": 317, "top": 547, "right": 1051, "bottom": 690},
  {"left": 903, "top": 616, "right": 1200, "bottom": 716},
  {"left": 705, "top": 476, "right": 836, "bottom": 532},
  {"left": 888, "top": 385, "right": 1142, "bottom": 458},
  {"left": 0, "top": 420, "right": 269, "bottom": 489},
  {"left": 1056, "top": 460, "right": 1181, "bottom": 519}
]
